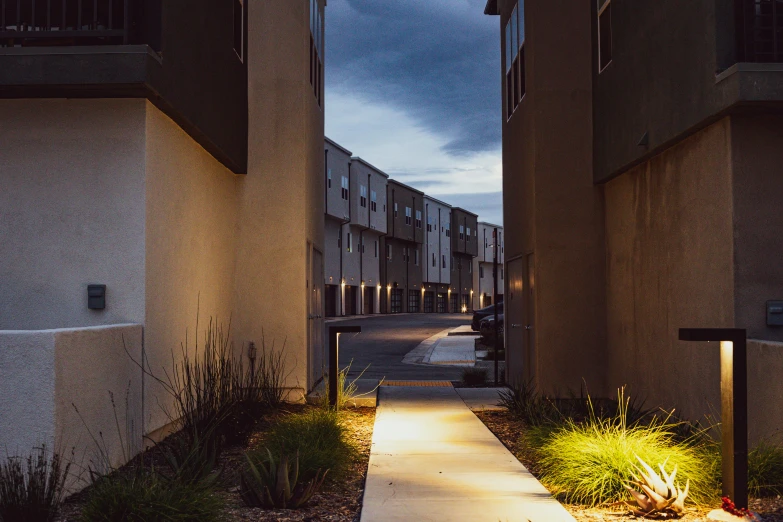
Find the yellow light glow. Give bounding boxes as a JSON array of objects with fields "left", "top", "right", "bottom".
[
  {"left": 387, "top": 284, "right": 392, "bottom": 290},
  {"left": 461, "top": 305, "right": 468, "bottom": 313},
  {"left": 377, "top": 283, "right": 381, "bottom": 289}
]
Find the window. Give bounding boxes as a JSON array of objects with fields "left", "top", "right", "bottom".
[
  {"left": 360, "top": 185, "right": 367, "bottom": 208},
  {"left": 467, "top": 227, "right": 471, "bottom": 240},
  {"left": 341, "top": 177, "right": 349, "bottom": 200},
  {"left": 387, "top": 244, "right": 392, "bottom": 260},
  {"left": 310, "top": 0, "right": 324, "bottom": 105},
  {"left": 408, "top": 290, "right": 420, "bottom": 313},
  {"left": 459, "top": 225, "right": 465, "bottom": 240},
  {"left": 394, "top": 203, "right": 398, "bottom": 217},
  {"left": 327, "top": 168, "right": 332, "bottom": 188},
  {"left": 504, "top": 2, "right": 525, "bottom": 119},
  {"left": 371, "top": 190, "right": 377, "bottom": 212},
  {"left": 485, "top": 237, "right": 488, "bottom": 249},
  {"left": 233, "top": 0, "right": 244, "bottom": 61},
  {"left": 501, "top": 268, "right": 505, "bottom": 279},
  {"left": 391, "top": 288, "right": 403, "bottom": 313},
  {"left": 361, "top": 237, "right": 365, "bottom": 253},
  {"left": 598, "top": 0, "right": 612, "bottom": 72},
  {"left": 414, "top": 249, "right": 419, "bottom": 266},
  {"left": 432, "top": 253, "right": 436, "bottom": 267},
  {"left": 480, "top": 266, "right": 484, "bottom": 278},
  {"left": 375, "top": 241, "right": 378, "bottom": 258},
  {"left": 442, "top": 255, "right": 446, "bottom": 268},
  {"left": 445, "top": 224, "right": 451, "bottom": 238},
  {"left": 405, "top": 207, "right": 412, "bottom": 226},
  {"left": 468, "top": 263, "right": 472, "bottom": 274},
  {"left": 347, "top": 232, "right": 352, "bottom": 253},
  {"left": 415, "top": 210, "right": 422, "bottom": 229}
]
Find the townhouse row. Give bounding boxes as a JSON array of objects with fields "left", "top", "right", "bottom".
[{"left": 324, "top": 138, "right": 504, "bottom": 317}]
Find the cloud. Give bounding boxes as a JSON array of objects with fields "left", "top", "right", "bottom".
[
  {"left": 326, "top": 0, "right": 501, "bottom": 156},
  {"left": 429, "top": 191, "right": 504, "bottom": 226}
]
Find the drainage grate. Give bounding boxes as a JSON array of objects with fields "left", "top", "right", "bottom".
[{"left": 382, "top": 380, "right": 454, "bottom": 387}]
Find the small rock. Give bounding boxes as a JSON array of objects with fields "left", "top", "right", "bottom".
[{"left": 707, "top": 508, "right": 762, "bottom": 522}]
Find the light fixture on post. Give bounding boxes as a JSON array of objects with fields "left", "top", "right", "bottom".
[
  {"left": 328, "top": 325, "right": 361, "bottom": 409},
  {"left": 679, "top": 328, "right": 748, "bottom": 510}
]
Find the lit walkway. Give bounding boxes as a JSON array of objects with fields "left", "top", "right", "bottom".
[{"left": 360, "top": 385, "right": 576, "bottom": 522}]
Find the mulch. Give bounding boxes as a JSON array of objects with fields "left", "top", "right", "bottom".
[
  {"left": 56, "top": 405, "right": 376, "bottom": 522},
  {"left": 474, "top": 410, "right": 783, "bottom": 522}
]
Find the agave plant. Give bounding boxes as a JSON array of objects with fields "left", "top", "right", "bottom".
[
  {"left": 239, "top": 448, "right": 327, "bottom": 509},
  {"left": 619, "top": 456, "right": 689, "bottom": 518}
]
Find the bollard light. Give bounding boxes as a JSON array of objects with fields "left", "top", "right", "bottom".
[
  {"left": 679, "top": 328, "right": 748, "bottom": 509},
  {"left": 329, "top": 325, "right": 361, "bottom": 409}
]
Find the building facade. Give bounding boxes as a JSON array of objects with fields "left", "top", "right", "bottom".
[
  {"left": 324, "top": 138, "right": 352, "bottom": 317},
  {"left": 451, "top": 208, "right": 479, "bottom": 313},
  {"left": 1, "top": 0, "right": 327, "bottom": 473},
  {"left": 486, "top": 0, "right": 783, "bottom": 439},
  {"left": 381, "top": 180, "right": 425, "bottom": 313},
  {"left": 473, "top": 222, "right": 504, "bottom": 310},
  {"left": 422, "top": 196, "right": 452, "bottom": 313}
]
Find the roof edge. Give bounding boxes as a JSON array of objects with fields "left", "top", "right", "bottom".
[
  {"left": 350, "top": 156, "right": 390, "bottom": 178},
  {"left": 325, "top": 136, "right": 352, "bottom": 156}
]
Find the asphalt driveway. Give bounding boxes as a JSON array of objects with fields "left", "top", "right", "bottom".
[{"left": 327, "top": 313, "right": 471, "bottom": 381}]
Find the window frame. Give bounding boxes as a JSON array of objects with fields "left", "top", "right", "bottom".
[
  {"left": 233, "top": 0, "right": 244, "bottom": 62},
  {"left": 598, "top": 0, "right": 613, "bottom": 73},
  {"left": 360, "top": 185, "right": 368, "bottom": 208}
]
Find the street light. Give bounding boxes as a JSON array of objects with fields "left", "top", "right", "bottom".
[{"left": 679, "top": 328, "right": 748, "bottom": 509}]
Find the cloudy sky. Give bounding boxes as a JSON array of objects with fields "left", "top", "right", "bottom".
[{"left": 324, "top": 0, "right": 504, "bottom": 225}]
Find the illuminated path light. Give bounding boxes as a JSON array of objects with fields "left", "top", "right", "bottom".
[
  {"left": 679, "top": 328, "right": 748, "bottom": 510},
  {"left": 329, "top": 325, "right": 361, "bottom": 409},
  {"left": 360, "top": 384, "right": 575, "bottom": 521}
]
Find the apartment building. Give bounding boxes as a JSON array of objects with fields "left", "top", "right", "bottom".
[
  {"left": 324, "top": 138, "right": 352, "bottom": 317},
  {"left": 350, "top": 158, "right": 389, "bottom": 315},
  {"left": 381, "top": 180, "right": 425, "bottom": 313},
  {"left": 485, "top": 0, "right": 783, "bottom": 438},
  {"left": 422, "top": 196, "right": 452, "bottom": 313},
  {"left": 473, "top": 223, "right": 504, "bottom": 310},
  {"left": 1, "top": 0, "right": 326, "bottom": 472},
  {"left": 451, "top": 208, "right": 479, "bottom": 313}
]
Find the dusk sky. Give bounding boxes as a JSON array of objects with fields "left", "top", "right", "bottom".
[{"left": 324, "top": 0, "right": 504, "bottom": 225}]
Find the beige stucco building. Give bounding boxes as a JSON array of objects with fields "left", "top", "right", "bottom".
[{"left": 0, "top": 0, "right": 327, "bottom": 474}]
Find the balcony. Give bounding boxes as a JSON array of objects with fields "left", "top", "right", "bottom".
[
  {"left": 737, "top": 0, "right": 783, "bottom": 62},
  {"left": 1, "top": 0, "right": 160, "bottom": 49}
]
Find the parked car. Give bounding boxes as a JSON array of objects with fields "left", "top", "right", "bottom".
[
  {"left": 480, "top": 313, "right": 504, "bottom": 340},
  {"left": 471, "top": 302, "right": 503, "bottom": 330}
]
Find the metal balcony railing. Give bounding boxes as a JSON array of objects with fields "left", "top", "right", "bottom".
[
  {"left": 738, "top": 0, "right": 783, "bottom": 62},
  {"left": 1, "top": 0, "right": 128, "bottom": 46}
]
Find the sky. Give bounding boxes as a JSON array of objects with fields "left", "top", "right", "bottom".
[{"left": 324, "top": 0, "right": 504, "bottom": 225}]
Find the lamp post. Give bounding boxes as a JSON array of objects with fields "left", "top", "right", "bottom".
[
  {"left": 679, "top": 328, "right": 748, "bottom": 509},
  {"left": 328, "top": 325, "right": 361, "bottom": 409}
]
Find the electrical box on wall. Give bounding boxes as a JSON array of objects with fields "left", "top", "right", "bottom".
[
  {"left": 767, "top": 300, "right": 783, "bottom": 326},
  {"left": 88, "top": 284, "right": 106, "bottom": 310}
]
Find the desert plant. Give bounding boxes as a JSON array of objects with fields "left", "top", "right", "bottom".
[
  {"left": 617, "top": 456, "right": 689, "bottom": 517},
  {"left": 498, "top": 380, "right": 560, "bottom": 426},
  {"left": 0, "top": 445, "right": 72, "bottom": 522},
  {"left": 80, "top": 469, "right": 223, "bottom": 522},
  {"left": 260, "top": 409, "right": 355, "bottom": 482},
  {"left": 159, "top": 425, "right": 222, "bottom": 487},
  {"left": 461, "top": 367, "right": 488, "bottom": 387},
  {"left": 529, "top": 391, "right": 719, "bottom": 506},
  {"left": 321, "top": 361, "right": 374, "bottom": 409},
  {"left": 239, "top": 448, "right": 326, "bottom": 509},
  {"left": 748, "top": 440, "right": 783, "bottom": 497}
]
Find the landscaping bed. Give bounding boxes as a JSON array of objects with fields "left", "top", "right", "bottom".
[
  {"left": 475, "top": 388, "right": 783, "bottom": 522},
  {"left": 52, "top": 405, "right": 375, "bottom": 522}
]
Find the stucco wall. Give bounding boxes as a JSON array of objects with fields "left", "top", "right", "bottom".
[
  {"left": 730, "top": 115, "right": 783, "bottom": 342},
  {"left": 237, "top": 0, "right": 325, "bottom": 392},
  {"left": 747, "top": 340, "right": 783, "bottom": 442},
  {"left": 0, "top": 330, "right": 56, "bottom": 455},
  {"left": 605, "top": 119, "right": 734, "bottom": 421},
  {"left": 423, "top": 199, "right": 451, "bottom": 285},
  {"left": 324, "top": 217, "right": 342, "bottom": 285},
  {"left": 143, "top": 103, "right": 239, "bottom": 433},
  {"left": 0, "top": 99, "right": 147, "bottom": 330}
]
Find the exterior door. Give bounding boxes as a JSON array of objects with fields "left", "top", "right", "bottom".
[
  {"left": 309, "top": 248, "right": 325, "bottom": 389},
  {"left": 449, "top": 294, "right": 458, "bottom": 313},
  {"left": 506, "top": 256, "right": 525, "bottom": 386},
  {"left": 363, "top": 287, "right": 374, "bottom": 314},
  {"left": 391, "top": 289, "right": 403, "bottom": 313},
  {"left": 325, "top": 285, "right": 337, "bottom": 317},
  {"left": 424, "top": 291, "right": 434, "bottom": 312},
  {"left": 437, "top": 293, "right": 446, "bottom": 312}
]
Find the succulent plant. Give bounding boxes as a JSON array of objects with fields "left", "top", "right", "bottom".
[
  {"left": 239, "top": 448, "right": 327, "bottom": 509},
  {"left": 619, "top": 456, "right": 690, "bottom": 518}
]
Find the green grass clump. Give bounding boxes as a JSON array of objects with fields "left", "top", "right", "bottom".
[
  {"left": 0, "top": 446, "right": 71, "bottom": 522},
  {"left": 256, "top": 409, "right": 355, "bottom": 482},
  {"left": 528, "top": 397, "right": 719, "bottom": 507},
  {"left": 749, "top": 440, "right": 783, "bottom": 497},
  {"left": 80, "top": 470, "right": 223, "bottom": 522}
]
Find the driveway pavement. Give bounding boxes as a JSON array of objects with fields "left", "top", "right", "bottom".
[{"left": 329, "top": 313, "right": 472, "bottom": 381}]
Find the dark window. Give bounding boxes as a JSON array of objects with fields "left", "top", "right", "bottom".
[
  {"left": 341, "top": 177, "right": 349, "bottom": 200},
  {"left": 347, "top": 232, "right": 352, "bottom": 253},
  {"left": 442, "top": 255, "right": 446, "bottom": 268},
  {"left": 310, "top": 0, "right": 324, "bottom": 105},
  {"left": 233, "top": 0, "right": 244, "bottom": 61},
  {"left": 375, "top": 241, "right": 378, "bottom": 258},
  {"left": 394, "top": 203, "right": 399, "bottom": 218},
  {"left": 739, "top": 0, "right": 783, "bottom": 63},
  {"left": 459, "top": 226, "right": 465, "bottom": 240},
  {"left": 415, "top": 210, "right": 423, "bottom": 229},
  {"left": 505, "top": 2, "right": 525, "bottom": 119},
  {"left": 408, "top": 290, "right": 420, "bottom": 313},
  {"left": 598, "top": 0, "right": 612, "bottom": 72},
  {"left": 360, "top": 185, "right": 367, "bottom": 208},
  {"left": 414, "top": 249, "right": 419, "bottom": 266},
  {"left": 371, "top": 190, "right": 378, "bottom": 212},
  {"left": 327, "top": 169, "right": 332, "bottom": 188},
  {"left": 387, "top": 244, "right": 392, "bottom": 260},
  {"left": 405, "top": 207, "right": 412, "bottom": 226},
  {"left": 446, "top": 225, "right": 451, "bottom": 238},
  {"left": 432, "top": 253, "right": 436, "bottom": 267},
  {"left": 480, "top": 266, "right": 484, "bottom": 278}
]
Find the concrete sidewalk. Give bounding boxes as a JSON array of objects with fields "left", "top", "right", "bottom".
[{"left": 361, "top": 385, "right": 575, "bottom": 522}]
